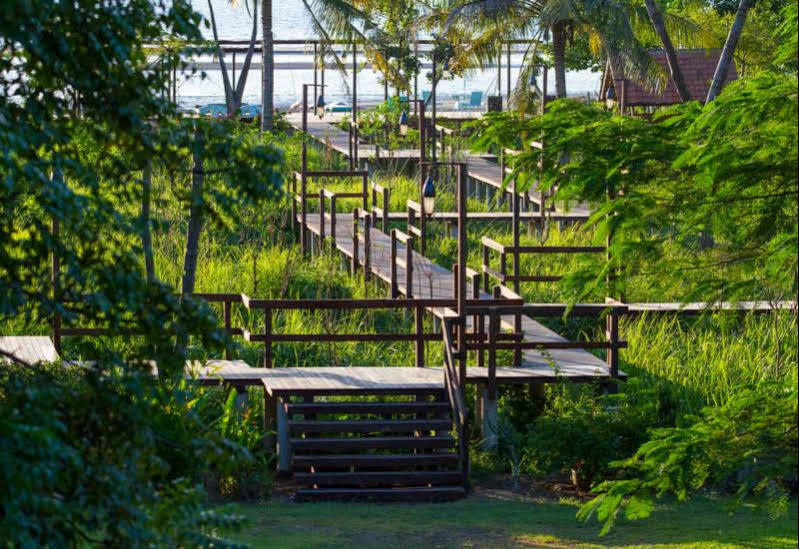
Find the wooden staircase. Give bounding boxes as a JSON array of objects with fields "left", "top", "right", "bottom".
[{"left": 287, "top": 389, "right": 467, "bottom": 502}]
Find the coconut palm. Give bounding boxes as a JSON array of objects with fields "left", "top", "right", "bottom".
[
  {"left": 207, "top": 0, "right": 260, "bottom": 116},
  {"left": 443, "top": 0, "right": 708, "bottom": 102},
  {"left": 261, "top": 0, "right": 273, "bottom": 130},
  {"left": 256, "top": 0, "right": 410, "bottom": 132}
]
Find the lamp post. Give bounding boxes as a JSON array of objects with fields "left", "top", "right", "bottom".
[
  {"left": 605, "top": 84, "right": 616, "bottom": 111},
  {"left": 399, "top": 109, "right": 409, "bottom": 136},
  {"left": 403, "top": 98, "right": 429, "bottom": 253},
  {"left": 422, "top": 173, "right": 436, "bottom": 214},
  {"left": 316, "top": 93, "right": 326, "bottom": 118},
  {"left": 300, "top": 83, "right": 325, "bottom": 255}
]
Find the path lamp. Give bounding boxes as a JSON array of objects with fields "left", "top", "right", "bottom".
[
  {"left": 605, "top": 84, "right": 616, "bottom": 111},
  {"left": 528, "top": 72, "right": 538, "bottom": 95},
  {"left": 399, "top": 109, "right": 409, "bottom": 136},
  {"left": 422, "top": 173, "right": 436, "bottom": 214},
  {"left": 316, "top": 94, "right": 326, "bottom": 118},
  {"left": 441, "top": 59, "right": 452, "bottom": 80}
]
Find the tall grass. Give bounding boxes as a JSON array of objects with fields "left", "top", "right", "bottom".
[{"left": 621, "top": 312, "right": 798, "bottom": 415}]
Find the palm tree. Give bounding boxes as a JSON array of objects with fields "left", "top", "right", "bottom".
[
  {"left": 256, "top": 0, "right": 403, "bottom": 133},
  {"left": 444, "top": 0, "right": 705, "bottom": 102},
  {"left": 706, "top": 0, "right": 755, "bottom": 103},
  {"left": 261, "top": 0, "right": 274, "bottom": 131},
  {"left": 208, "top": 0, "right": 260, "bottom": 115},
  {"left": 643, "top": 0, "right": 691, "bottom": 102}
]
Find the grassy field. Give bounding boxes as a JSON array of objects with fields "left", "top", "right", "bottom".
[{"left": 224, "top": 490, "right": 798, "bottom": 548}]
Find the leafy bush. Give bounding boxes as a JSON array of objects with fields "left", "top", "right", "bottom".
[
  {"left": 524, "top": 382, "right": 659, "bottom": 490},
  {"left": 578, "top": 382, "right": 798, "bottom": 535},
  {"left": 0, "top": 362, "right": 250, "bottom": 546}
]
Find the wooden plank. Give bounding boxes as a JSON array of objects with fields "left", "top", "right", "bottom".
[{"left": 0, "top": 336, "right": 58, "bottom": 364}]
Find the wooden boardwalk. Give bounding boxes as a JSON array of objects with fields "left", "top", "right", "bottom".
[
  {"left": 0, "top": 336, "right": 58, "bottom": 364},
  {"left": 302, "top": 212, "right": 615, "bottom": 382},
  {"left": 288, "top": 114, "right": 592, "bottom": 217}
]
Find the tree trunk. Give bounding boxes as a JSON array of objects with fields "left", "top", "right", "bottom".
[
  {"left": 644, "top": 0, "right": 691, "bottom": 102},
  {"left": 706, "top": 0, "right": 755, "bottom": 103},
  {"left": 140, "top": 162, "right": 155, "bottom": 284},
  {"left": 182, "top": 133, "right": 204, "bottom": 295},
  {"left": 233, "top": 0, "right": 260, "bottom": 112},
  {"left": 551, "top": 21, "right": 567, "bottom": 98},
  {"left": 207, "top": 0, "right": 235, "bottom": 114},
  {"left": 261, "top": 0, "right": 274, "bottom": 131}
]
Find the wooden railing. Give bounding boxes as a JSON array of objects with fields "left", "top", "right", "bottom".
[
  {"left": 370, "top": 180, "right": 390, "bottom": 233},
  {"left": 481, "top": 236, "right": 605, "bottom": 288},
  {"left": 442, "top": 315, "right": 469, "bottom": 491},
  {"left": 462, "top": 302, "right": 628, "bottom": 398},
  {"left": 239, "top": 296, "right": 515, "bottom": 369},
  {"left": 389, "top": 228, "right": 414, "bottom": 298},
  {"left": 406, "top": 199, "right": 423, "bottom": 251},
  {"left": 58, "top": 293, "right": 513, "bottom": 369},
  {"left": 54, "top": 293, "right": 246, "bottom": 359},
  {"left": 292, "top": 169, "right": 368, "bottom": 254}
]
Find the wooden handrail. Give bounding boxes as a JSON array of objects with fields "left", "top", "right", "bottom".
[
  {"left": 441, "top": 317, "right": 469, "bottom": 489},
  {"left": 389, "top": 229, "right": 413, "bottom": 298}
]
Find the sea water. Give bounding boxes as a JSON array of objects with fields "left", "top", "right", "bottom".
[{"left": 180, "top": 0, "right": 601, "bottom": 109}]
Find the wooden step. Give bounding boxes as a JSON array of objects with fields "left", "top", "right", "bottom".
[
  {"left": 292, "top": 452, "right": 459, "bottom": 469},
  {"left": 295, "top": 486, "right": 466, "bottom": 502},
  {"left": 285, "top": 401, "right": 450, "bottom": 416},
  {"left": 295, "top": 470, "right": 462, "bottom": 487},
  {"left": 289, "top": 419, "right": 452, "bottom": 435},
  {"left": 291, "top": 435, "right": 455, "bottom": 451}
]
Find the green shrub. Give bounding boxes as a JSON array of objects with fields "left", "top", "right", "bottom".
[
  {"left": 524, "top": 382, "right": 659, "bottom": 490},
  {"left": 0, "top": 362, "right": 250, "bottom": 546},
  {"left": 578, "top": 381, "right": 798, "bottom": 535}
]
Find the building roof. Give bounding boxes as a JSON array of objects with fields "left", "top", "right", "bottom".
[{"left": 603, "top": 49, "right": 737, "bottom": 106}]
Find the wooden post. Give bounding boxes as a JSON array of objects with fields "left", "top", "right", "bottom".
[
  {"left": 276, "top": 397, "right": 291, "bottom": 474},
  {"left": 301, "top": 87, "right": 308, "bottom": 255},
  {"left": 51, "top": 216, "right": 61, "bottom": 355},
  {"left": 507, "top": 42, "right": 511, "bottom": 101},
  {"left": 390, "top": 229, "right": 398, "bottom": 298},
  {"left": 318, "top": 189, "right": 326, "bottom": 246},
  {"left": 512, "top": 180, "right": 522, "bottom": 367},
  {"left": 352, "top": 209, "right": 359, "bottom": 274},
  {"left": 364, "top": 214, "right": 372, "bottom": 282},
  {"left": 415, "top": 306, "right": 424, "bottom": 368},
  {"left": 348, "top": 122, "right": 354, "bottom": 168},
  {"left": 361, "top": 173, "right": 368, "bottom": 211},
  {"left": 431, "top": 52, "right": 437, "bottom": 162},
  {"left": 456, "top": 164, "right": 467, "bottom": 388},
  {"left": 290, "top": 175, "right": 297, "bottom": 231},
  {"left": 330, "top": 195, "right": 337, "bottom": 250},
  {"left": 606, "top": 308, "right": 619, "bottom": 377},
  {"left": 405, "top": 235, "right": 414, "bottom": 298},
  {"left": 224, "top": 300, "right": 232, "bottom": 360},
  {"left": 352, "top": 41, "right": 358, "bottom": 167},
  {"left": 488, "top": 306, "right": 498, "bottom": 401},
  {"left": 482, "top": 243, "right": 490, "bottom": 293},
  {"left": 473, "top": 273, "right": 484, "bottom": 368},
  {"left": 313, "top": 42, "right": 317, "bottom": 96},
  {"left": 263, "top": 306, "right": 272, "bottom": 368},
  {"left": 381, "top": 186, "right": 389, "bottom": 233},
  {"left": 263, "top": 390, "right": 276, "bottom": 453},
  {"left": 418, "top": 101, "right": 427, "bottom": 256},
  {"left": 497, "top": 46, "right": 502, "bottom": 103},
  {"left": 541, "top": 66, "right": 548, "bottom": 114}
]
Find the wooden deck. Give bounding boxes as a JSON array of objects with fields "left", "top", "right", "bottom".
[
  {"left": 625, "top": 301, "right": 797, "bottom": 314},
  {"left": 0, "top": 336, "right": 58, "bottom": 364},
  {"left": 288, "top": 114, "right": 592, "bottom": 216},
  {"left": 302, "top": 212, "right": 616, "bottom": 382}
]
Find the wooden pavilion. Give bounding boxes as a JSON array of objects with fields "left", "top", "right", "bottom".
[{"left": 600, "top": 49, "right": 738, "bottom": 112}]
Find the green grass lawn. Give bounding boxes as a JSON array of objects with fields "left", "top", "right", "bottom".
[{"left": 224, "top": 492, "right": 798, "bottom": 548}]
